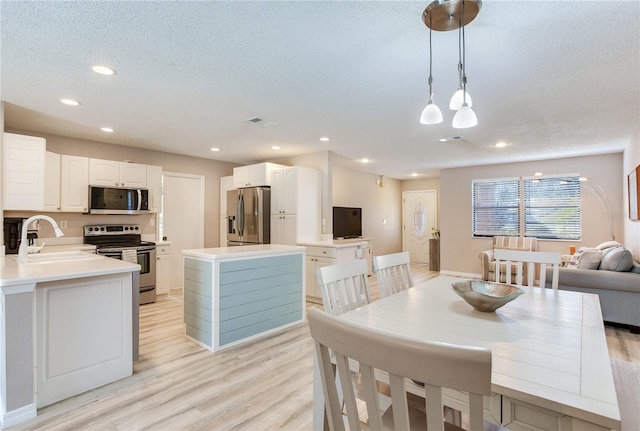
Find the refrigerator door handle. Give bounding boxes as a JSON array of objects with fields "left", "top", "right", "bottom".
[{"left": 237, "top": 194, "right": 244, "bottom": 236}]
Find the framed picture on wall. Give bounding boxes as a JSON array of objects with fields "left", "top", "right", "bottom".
[{"left": 629, "top": 165, "right": 640, "bottom": 221}]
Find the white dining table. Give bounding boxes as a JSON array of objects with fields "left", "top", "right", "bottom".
[{"left": 311, "top": 275, "right": 621, "bottom": 431}]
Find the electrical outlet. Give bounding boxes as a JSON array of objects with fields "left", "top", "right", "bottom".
[{"left": 60, "top": 220, "right": 68, "bottom": 229}]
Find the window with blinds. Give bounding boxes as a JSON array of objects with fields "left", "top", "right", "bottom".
[
  {"left": 472, "top": 174, "right": 581, "bottom": 240},
  {"left": 524, "top": 175, "right": 580, "bottom": 240},
  {"left": 472, "top": 178, "right": 520, "bottom": 237}
]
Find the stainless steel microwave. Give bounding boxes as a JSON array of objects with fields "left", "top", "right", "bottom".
[{"left": 88, "top": 186, "right": 149, "bottom": 215}]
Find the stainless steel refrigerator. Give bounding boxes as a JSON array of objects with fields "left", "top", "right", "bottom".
[{"left": 226, "top": 187, "right": 271, "bottom": 246}]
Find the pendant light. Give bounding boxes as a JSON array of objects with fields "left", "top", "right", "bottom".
[
  {"left": 421, "top": 0, "right": 481, "bottom": 128},
  {"left": 420, "top": 15, "right": 443, "bottom": 125},
  {"left": 452, "top": 0, "right": 478, "bottom": 128},
  {"left": 449, "top": 25, "right": 472, "bottom": 110}
]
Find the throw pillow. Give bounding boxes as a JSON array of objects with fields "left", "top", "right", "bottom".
[
  {"left": 600, "top": 247, "right": 634, "bottom": 272},
  {"left": 595, "top": 240, "right": 623, "bottom": 250},
  {"left": 568, "top": 247, "right": 602, "bottom": 270}
]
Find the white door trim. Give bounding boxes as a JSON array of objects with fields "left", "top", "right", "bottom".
[
  {"left": 162, "top": 171, "right": 205, "bottom": 248},
  {"left": 402, "top": 190, "right": 438, "bottom": 263}
]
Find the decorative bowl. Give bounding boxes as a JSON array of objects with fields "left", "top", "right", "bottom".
[{"left": 451, "top": 280, "right": 524, "bottom": 312}]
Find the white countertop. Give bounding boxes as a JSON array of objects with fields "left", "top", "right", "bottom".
[
  {"left": 183, "top": 244, "right": 305, "bottom": 261},
  {"left": 297, "top": 238, "right": 370, "bottom": 248},
  {"left": 0, "top": 253, "right": 140, "bottom": 289}
]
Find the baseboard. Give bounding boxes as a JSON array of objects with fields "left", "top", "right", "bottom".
[
  {"left": 1, "top": 403, "right": 36, "bottom": 428},
  {"left": 439, "top": 270, "right": 481, "bottom": 279}
]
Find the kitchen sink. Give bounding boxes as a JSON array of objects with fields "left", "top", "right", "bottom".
[{"left": 13, "top": 251, "right": 102, "bottom": 264}]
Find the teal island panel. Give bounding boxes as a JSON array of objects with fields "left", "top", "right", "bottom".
[
  {"left": 218, "top": 253, "right": 303, "bottom": 347},
  {"left": 184, "top": 257, "right": 213, "bottom": 347}
]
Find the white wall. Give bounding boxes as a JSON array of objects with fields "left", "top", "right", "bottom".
[
  {"left": 623, "top": 127, "right": 640, "bottom": 259},
  {"left": 331, "top": 166, "right": 402, "bottom": 256},
  {"left": 439, "top": 153, "right": 624, "bottom": 275}
]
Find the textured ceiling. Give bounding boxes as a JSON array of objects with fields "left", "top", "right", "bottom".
[{"left": 1, "top": 1, "right": 639, "bottom": 179}]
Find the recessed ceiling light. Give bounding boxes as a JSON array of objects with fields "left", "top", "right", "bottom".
[
  {"left": 534, "top": 172, "right": 543, "bottom": 177},
  {"left": 495, "top": 142, "right": 507, "bottom": 148},
  {"left": 320, "top": 137, "right": 330, "bottom": 142},
  {"left": 360, "top": 158, "right": 370, "bottom": 164},
  {"left": 100, "top": 127, "right": 114, "bottom": 133},
  {"left": 411, "top": 173, "right": 419, "bottom": 177},
  {"left": 272, "top": 145, "right": 281, "bottom": 150},
  {"left": 438, "top": 138, "right": 448, "bottom": 142},
  {"left": 210, "top": 147, "right": 220, "bottom": 152},
  {"left": 60, "top": 98, "right": 80, "bottom": 106},
  {"left": 91, "top": 65, "right": 116, "bottom": 76}
]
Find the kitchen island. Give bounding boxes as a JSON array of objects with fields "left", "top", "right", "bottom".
[
  {"left": 0, "top": 252, "right": 140, "bottom": 429},
  {"left": 182, "top": 244, "right": 305, "bottom": 352}
]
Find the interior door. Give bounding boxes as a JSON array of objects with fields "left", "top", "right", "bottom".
[
  {"left": 402, "top": 190, "right": 437, "bottom": 263},
  {"left": 162, "top": 172, "right": 205, "bottom": 290}
]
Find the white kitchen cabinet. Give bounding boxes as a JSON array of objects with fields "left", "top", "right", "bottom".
[
  {"left": 271, "top": 214, "right": 297, "bottom": 246},
  {"left": 60, "top": 155, "right": 89, "bottom": 213},
  {"left": 271, "top": 166, "right": 299, "bottom": 215},
  {"left": 2, "top": 132, "right": 46, "bottom": 210},
  {"left": 44, "top": 151, "right": 61, "bottom": 212},
  {"left": 270, "top": 165, "right": 321, "bottom": 244},
  {"left": 302, "top": 241, "right": 372, "bottom": 303},
  {"left": 89, "top": 158, "right": 147, "bottom": 188},
  {"left": 146, "top": 165, "right": 162, "bottom": 213},
  {"left": 232, "top": 162, "right": 284, "bottom": 188},
  {"left": 156, "top": 243, "right": 171, "bottom": 295}
]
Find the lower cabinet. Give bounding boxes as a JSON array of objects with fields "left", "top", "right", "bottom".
[
  {"left": 156, "top": 243, "right": 171, "bottom": 295},
  {"left": 305, "top": 242, "right": 372, "bottom": 303},
  {"left": 271, "top": 214, "right": 297, "bottom": 245}
]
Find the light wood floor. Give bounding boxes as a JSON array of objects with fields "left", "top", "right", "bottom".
[{"left": 12, "top": 265, "right": 640, "bottom": 431}]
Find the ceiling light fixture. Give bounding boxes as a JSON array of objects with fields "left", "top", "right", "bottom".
[
  {"left": 91, "top": 65, "right": 116, "bottom": 76},
  {"left": 419, "top": 13, "right": 442, "bottom": 125},
  {"left": 495, "top": 142, "right": 507, "bottom": 148},
  {"left": 60, "top": 98, "right": 80, "bottom": 106},
  {"left": 100, "top": 127, "right": 114, "bottom": 133},
  {"left": 360, "top": 158, "right": 370, "bottom": 164},
  {"left": 422, "top": 0, "right": 481, "bottom": 129},
  {"left": 320, "top": 137, "right": 330, "bottom": 142},
  {"left": 271, "top": 145, "right": 281, "bottom": 150},
  {"left": 210, "top": 147, "right": 220, "bottom": 152}
]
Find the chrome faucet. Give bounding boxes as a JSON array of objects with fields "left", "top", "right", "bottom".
[{"left": 18, "top": 215, "right": 64, "bottom": 258}]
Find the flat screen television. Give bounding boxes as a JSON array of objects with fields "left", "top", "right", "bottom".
[{"left": 333, "top": 206, "right": 362, "bottom": 239}]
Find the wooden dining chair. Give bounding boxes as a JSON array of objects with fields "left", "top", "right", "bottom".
[
  {"left": 494, "top": 249, "right": 562, "bottom": 289},
  {"left": 308, "top": 307, "right": 493, "bottom": 431},
  {"left": 317, "top": 259, "right": 372, "bottom": 316},
  {"left": 372, "top": 251, "right": 413, "bottom": 298}
]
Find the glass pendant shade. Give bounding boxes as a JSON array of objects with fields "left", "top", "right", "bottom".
[
  {"left": 420, "top": 100, "right": 443, "bottom": 124},
  {"left": 449, "top": 88, "right": 473, "bottom": 110},
  {"left": 452, "top": 103, "right": 477, "bottom": 128}
]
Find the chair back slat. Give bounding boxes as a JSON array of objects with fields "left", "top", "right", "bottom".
[
  {"left": 308, "top": 308, "right": 492, "bottom": 431},
  {"left": 494, "top": 249, "right": 562, "bottom": 289},
  {"left": 373, "top": 252, "right": 413, "bottom": 297},
  {"left": 317, "top": 260, "right": 372, "bottom": 315}
]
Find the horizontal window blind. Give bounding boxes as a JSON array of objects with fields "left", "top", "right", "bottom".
[
  {"left": 472, "top": 178, "right": 520, "bottom": 236},
  {"left": 524, "top": 176, "right": 580, "bottom": 240}
]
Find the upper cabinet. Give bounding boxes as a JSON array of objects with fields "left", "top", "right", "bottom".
[
  {"left": 270, "top": 166, "right": 321, "bottom": 245},
  {"left": 44, "top": 151, "right": 61, "bottom": 212},
  {"left": 3, "top": 132, "right": 46, "bottom": 210},
  {"left": 146, "top": 165, "right": 162, "bottom": 213},
  {"left": 89, "top": 159, "right": 147, "bottom": 188},
  {"left": 233, "top": 162, "right": 284, "bottom": 188},
  {"left": 60, "top": 155, "right": 89, "bottom": 213}
]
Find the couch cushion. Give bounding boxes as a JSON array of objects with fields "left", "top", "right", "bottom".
[
  {"left": 568, "top": 247, "right": 602, "bottom": 270},
  {"left": 600, "top": 247, "right": 634, "bottom": 272}
]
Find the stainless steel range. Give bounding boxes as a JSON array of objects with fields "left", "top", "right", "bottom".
[{"left": 84, "top": 224, "right": 157, "bottom": 304}]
